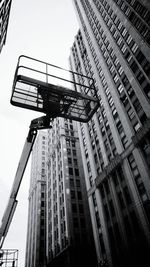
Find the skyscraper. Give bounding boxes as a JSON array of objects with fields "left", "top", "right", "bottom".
[
  {"left": 25, "top": 119, "right": 97, "bottom": 267},
  {"left": 70, "top": 1, "right": 150, "bottom": 266},
  {"left": 46, "top": 117, "right": 96, "bottom": 267},
  {"left": 0, "top": 0, "right": 12, "bottom": 53},
  {"left": 25, "top": 131, "right": 48, "bottom": 267}
]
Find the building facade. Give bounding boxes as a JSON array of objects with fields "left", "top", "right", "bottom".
[
  {"left": 25, "top": 131, "right": 48, "bottom": 267},
  {"left": 25, "top": 119, "right": 97, "bottom": 267},
  {"left": 46, "top": 117, "right": 96, "bottom": 267},
  {"left": 70, "top": 1, "right": 150, "bottom": 266},
  {"left": 0, "top": 0, "right": 12, "bottom": 53}
]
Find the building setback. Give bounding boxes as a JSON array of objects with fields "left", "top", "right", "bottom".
[
  {"left": 0, "top": 0, "right": 12, "bottom": 53},
  {"left": 25, "top": 131, "right": 48, "bottom": 267},
  {"left": 46, "top": 117, "right": 96, "bottom": 267},
  {"left": 70, "top": 1, "right": 150, "bottom": 267}
]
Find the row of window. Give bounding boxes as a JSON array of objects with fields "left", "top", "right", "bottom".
[
  {"left": 72, "top": 35, "right": 118, "bottom": 171},
  {"left": 86, "top": 0, "right": 148, "bottom": 128},
  {"left": 93, "top": 0, "right": 150, "bottom": 99},
  {"left": 0, "top": 0, "right": 12, "bottom": 52},
  {"left": 112, "top": 0, "right": 150, "bottom": 45},
  {"left": 81, "top": 1, "right": 130, "bottom": 148}
]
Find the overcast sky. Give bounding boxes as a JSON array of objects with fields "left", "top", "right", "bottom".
[{"left": 0, "top": 0, "right": 79, "bottom": 265}]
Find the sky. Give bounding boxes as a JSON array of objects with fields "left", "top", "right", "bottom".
[{"left": 0, "top": 0, "right": 79, "bottom": 265}]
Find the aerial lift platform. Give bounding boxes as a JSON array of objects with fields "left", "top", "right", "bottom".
[{"left": 0, "top": 55, "right": 99, "bottom": 259}]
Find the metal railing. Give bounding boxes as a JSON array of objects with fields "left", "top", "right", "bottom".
[{"left": 0, "top": 249, "right": 18, "bottom": 267}]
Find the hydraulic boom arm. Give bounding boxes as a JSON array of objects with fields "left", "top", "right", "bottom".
[{"left": 0, "top": 116, "right": 52, "bottom": 248}]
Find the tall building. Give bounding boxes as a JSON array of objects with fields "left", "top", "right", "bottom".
[
  {"left": 25, "top": 119, "right": 97, "bottom": 267},
  {"left": 46, "top": 117, "right": 96, "bottom": 267},
  {"left": 0, "top": 0, "right": 12, "bottom": 53},
  {"left": 25, "top": 131, "right": 48, "bottom": 267},
  {"left": 70, "top": 1, "right": 150, "bottom": 267}
]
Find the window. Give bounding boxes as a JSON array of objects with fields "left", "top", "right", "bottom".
[
  {"left": 71, "top": 140, "right": 75, "bottom": 147},
  {"left": 127, "top": 86, "right": 135, "bottom": 97},
  {"left": 67, "top": 148, "right": 71, "bottom": 155},
  {"left": 122, "top": 75, "right": 129, "bottom": 87},
  {"left": 68, "top": 157, "right": 72, "bottom": 164},
  {"left": 41, "top": 192, "right": 45, "bottom": 198},
  {"left": 122, "top": 28, "right": 127, "bottom": 37},
  {"left": 41, "top": 201, "right": 45, "bottom": 207},
  {"left": 101, "top": 126, "right": 105, "bottom": 136},
  {"left": 117, "top": 84, "right": 124, "bottom": 94},
  {"left": 66, "top": 139, "right": 70, "bottom": 146},
  {"left": 121, "top": 44, "right": 127, "bottom": 54},
  {"left": 118, "top": 66, "right": 123, "bottom": 76},
  {"left": 104, "top": 140, "right": 109, "bottom": 151},
  {"left": 128, "top": 154, "right": 136, "bottom": 169},
  {"left": 121, "top": 135, "right": 128, "bottom": 148},
  {"left": 79, "top": 204, "right": 84, "bottom": 213},
  {"left": 131, "top": 43, "right": 138, "bottom": 54},
  {"left": 126, "top": 35, "right": 133, "bottom": 45},
  {"left": 87, "top": 161, "right": 91, "bottom": 172},
  {"left": 71, "top": 190, "right": 75, "bottom": 199},
  {"left": 72, "top": 203, "right": 77, "bottom": 213},
  {"left": 134, "top": 122, "right": 141, "bottom": 132},
  {"left": 133, "top": 98, "right": 142, "bottom": 113},
  {"left": 70, "top": 179, "right": 74, "bottom": 187},
  {"left": 77, "top": 191, "right": 82, "bottom": 200},
  {"left": 127, "top": 107, "right": 135, "bottom": 120},
  {"left": 130, "top": 60, "right": 139, "bottom": 74},
  {"left": 136, "top": 50, "right": 145, "bottom": 64},
  {"left": 94, "top": 153, "right": 98, "bottom": 164},
  {"left": 137, "top": 71, "right": 145, "bottom": 85},
  {"left": 95, "top": 210, "right": 101, "bottom": 228},
  {"left": 69, "top": 167, "right": 73, "bottom": 175},
  {"left": 75, "top": 169, "right": 79, "bottom": 176},
  {"left": 73, "top": 150, "right": 76, "bottom": 156},
  {"left": 76, "top": 180, "right": 80, "bottom": 187},
  {"left": 91, "top": 140, "right": 95, "bottom": 150},
  {"left": 74, "top": 158, "right": 78, "bottom": 166}
]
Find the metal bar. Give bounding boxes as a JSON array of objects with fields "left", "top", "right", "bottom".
[
  {"left": 14, "top": 75, "right": 98, "bottom": 102},
  {"left": 17, "top": 65, "right": 93, "bottom": 90},
  {"left": 18, "top": 55, "right": 94, "bottom": 81},
  {"left": 12, "top": 95, "right": 38, "bottom": 105},
  {"left": 15, "top": 87, "right": 38, "bottom": 96},
  {"left": 46, "top": 63, "right": 48, "bottom": 83},
  {"left": 13, "top": 90, "right": 38, "bottom": 100}
]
